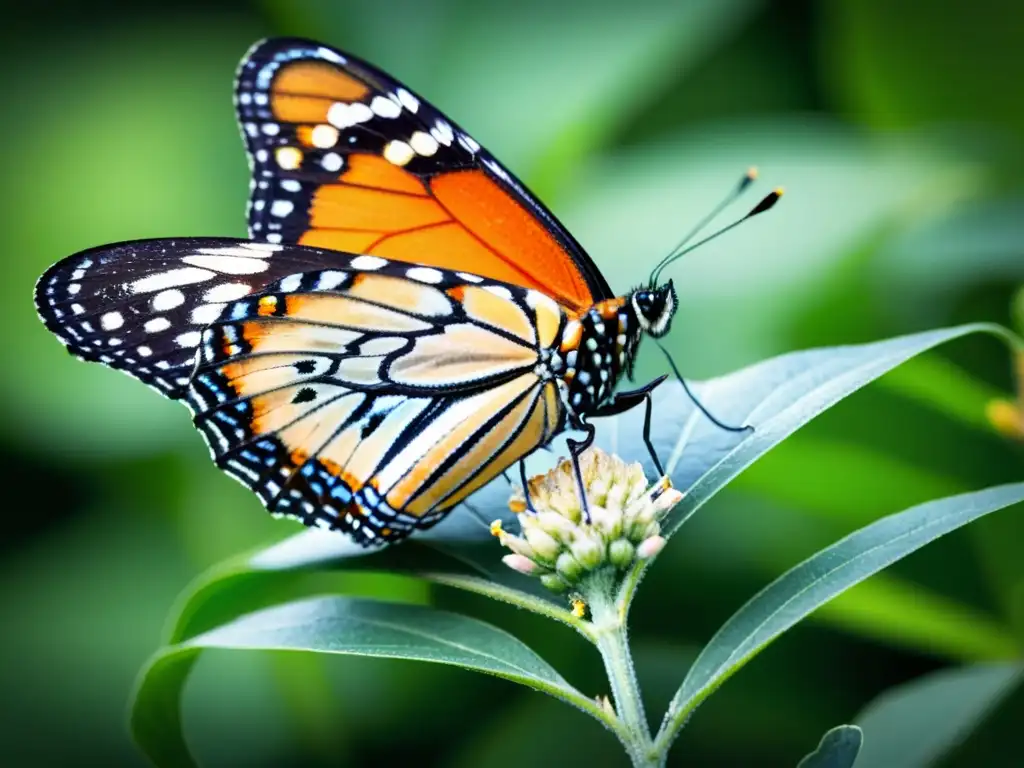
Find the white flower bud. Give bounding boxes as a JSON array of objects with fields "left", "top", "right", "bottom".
[
  {"left": 535, "top": 511, "right": 577, "bottom": 540},
  {"left": 523, "top": 526, "right": 562, "bottom": 562},
  {"left": 572, "top": 531, "right": 606, "bottom": 570},
  {"left": 588, "top": 504, "right": 622, "bottom": 539},
  {"left": 500, "top": 533, "right": 536, "bottom": 559}
]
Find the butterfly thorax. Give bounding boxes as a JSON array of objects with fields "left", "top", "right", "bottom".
[
  {"left": 556, "top": 297, "right": 638, "bottom": 415},
  {"left": 555, "top": 282, "right": 678, "bottom": 417}
]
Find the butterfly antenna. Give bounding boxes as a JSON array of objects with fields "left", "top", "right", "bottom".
[
  {"left": 648, "top": 167, "right": 759, "bottom": 286},
  {"left": 651, "top": 186, "right": 784, "bottom": 285}
]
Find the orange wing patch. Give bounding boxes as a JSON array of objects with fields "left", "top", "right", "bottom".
[
  {"left": 286, "top": 161, "right": 599, "bottom": 312},
  {"left": 430, "top": 170, "right": 594, "bottom": 310},
  {"left": 309, "top": 185, "right": 448, "bottom": 231},
  {"left": 342, "top": 155, "right": 428, "bottom": 195},
  {"left": 271, "top": 61, "right": 368, "bottom": 123}
]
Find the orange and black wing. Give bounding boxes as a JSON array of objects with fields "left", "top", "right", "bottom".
[
  {"left": 185, "top": 242, "right": 567, "bottom": 544},
  {"left": 235, "top": 37, "right": 612, "bottom": 313}
]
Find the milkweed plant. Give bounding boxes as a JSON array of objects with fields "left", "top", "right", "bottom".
[{"left": 130, "top": 317, "right": 1024, "bottom": 768}]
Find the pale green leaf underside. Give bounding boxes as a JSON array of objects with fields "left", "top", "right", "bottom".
[
  {"left": 133, "top": 596, "right": 611, "bottom": 768},
  {"left": 797, "top": 725, "right": 864, "bottom": 768},
  {"left": 657, "top": 482, "right": 1024, "bottom": 751}
]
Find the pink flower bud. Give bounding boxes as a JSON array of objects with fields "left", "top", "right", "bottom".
[
  {"left": 636, "top": 535, "right": 666, "bottom": 559},
  {"left": 502, "top": 554, "right": 539, "bottom": 575}
]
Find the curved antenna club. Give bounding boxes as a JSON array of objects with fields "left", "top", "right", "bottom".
[
  {"left": 648, "top": 167, "right": 759, "bottom": 286},
  {"left": 651, "top": 186, "right": 785, "bottom": 284}
]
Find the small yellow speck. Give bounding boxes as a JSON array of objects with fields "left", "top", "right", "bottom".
[
  {"left": 773, "top": 186, "right": 786, "bottom": 197},
  {"left": 571, "top": 597, "right": 586, "bottom": 618},
  {"left": 489, "top": 519, "right": 504, "bottom": 537},
  {"left": 747, "top": 166, "right": 758, "bottom": 180}
]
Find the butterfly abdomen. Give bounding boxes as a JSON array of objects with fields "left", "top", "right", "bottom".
[{"left": 558, "top": 297, "right": 640, "bottom": 414}]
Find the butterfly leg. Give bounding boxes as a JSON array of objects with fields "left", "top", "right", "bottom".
[
  {"left": 518, "top": 459, "right": 537, "bottom": 514},
  {"left": 566, "top": 420, "right": 597, "bottom": 522},
  {"left": 590, "top": 375, "right": 668, "bottom": 477},
  {"left": 656, "top": 342, "right": 753, "bottom": 434}
]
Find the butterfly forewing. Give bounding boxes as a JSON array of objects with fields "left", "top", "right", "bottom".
[
  {"left": 34, "top": 238, "right": 352, "bottom": 397},
  {"left": 235, "top": 37, "right": 613, "bottom": 312}
]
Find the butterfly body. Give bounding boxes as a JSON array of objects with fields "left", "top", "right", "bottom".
[{"left": 34, "top": 37, "right": 680, "bottom": 546}]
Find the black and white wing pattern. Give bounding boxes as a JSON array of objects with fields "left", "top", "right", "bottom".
[
  {"left": 34, "top": 238, "right": 348, "bottom": 398},
  {"left": 36, "top": 237, "right": 568, "bottom": 544}
]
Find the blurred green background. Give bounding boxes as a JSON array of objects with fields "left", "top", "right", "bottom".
[{"left": 3, "top": 0, "right": 1024, "bottom": 766}]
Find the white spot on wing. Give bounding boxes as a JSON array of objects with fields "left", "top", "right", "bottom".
[
  {"left": 370, "top": 95, "right": 401, "bottom": 118},
  {"left": 145, "top": 317, "right": 171, "bottom": 333},
  {"left": 183, "top": 253, "right": 269, "bottom": 274},
  {"left": 317, "top": 47, "right": 346, "bottom": 64},
  {"left": 176, "top": 331, "right": 202, "bottom": 348},
  {"left": 409, "top": 131, "right": 438, "bottom": 157},
  {"left": 191, "top": 303, "right": 226, "bottom": 324},
  {"left": 396, "top": 88, "right": 419, "bottom": 113},
  {"left": 457, "top": 272, "right": 483, "bottom": 283},
  {"left": 275, "top": 146, "right": 303, "bottom": 170},
  {"left": 316, "top": 271, "right": 347, "bottom": 290},
  {"left": 406, "top": 266, "right": 443, "bottom": 284},
  {"left": 100, "top": 311, "right": 123, "bottom": 330},
  {"left": 204, "top": 283, "right": 252, "bottom": 302},
  {"left": 350, "top": 255, "right": 387, "bottom": 271},
  {"left": 432, "top": 120, "right": 454, "bottom": 146},
  {"left": 278, "top": 274, "right": 303, "bottom": 292},
  {"left": 270, "top": 200, "right": 294, "bottom": 217},
  {"left": 152, "top": 289, "right": 185, "bottom": 311},
  {"left": 321, "top": 153, "right": 343, "bottom": 172},
  {"left": 383, "top": 140, "right": 414, "bottom": 166},
  {"left": 311, "top": 124, "right": 339, "bottom": 148},
  {"left": 131, "top": 267, "right": 215, "bottom": 294}
]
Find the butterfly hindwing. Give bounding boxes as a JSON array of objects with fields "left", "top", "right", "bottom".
[
  {"left": 235, "top": 36, "right": 613, "bottom": 312},
  {"left": 182, "top": 252, "right": 567, "bottom": 543}
]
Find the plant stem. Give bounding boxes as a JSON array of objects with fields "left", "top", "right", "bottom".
[{"left": 589, "top": 590, "right": 664, "bottom": 768}]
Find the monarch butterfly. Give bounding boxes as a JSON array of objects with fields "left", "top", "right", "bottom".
[{"left": 34, "top": 37, "right": 779, "bottom": 546}]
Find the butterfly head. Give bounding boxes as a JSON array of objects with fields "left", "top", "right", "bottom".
[{"left": 630, "top": 280, "right": 677, "bottom": 339}]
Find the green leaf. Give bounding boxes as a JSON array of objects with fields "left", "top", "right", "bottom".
[
  {"left": 132, "top": 596, "right": 616, "bottom": 768},
  {"left": 164, "top": 324, "right": 1020, "bottom": 645},
  {"left": 852, "top": 663, "right": 1024, "bottom": 768},
  {"left": 797, "top": 725, "right": 863, "bottom": 768},
  {"left": 624, "top": 324, "right": 1020, "bottom": 537},
  {"left": 655, "top": 482, "right": 1024, "bottom": 753}
]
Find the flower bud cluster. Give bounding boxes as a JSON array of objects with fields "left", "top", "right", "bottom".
[{"left": 494, "top": 448, "right": 682, "bottom": 593}]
